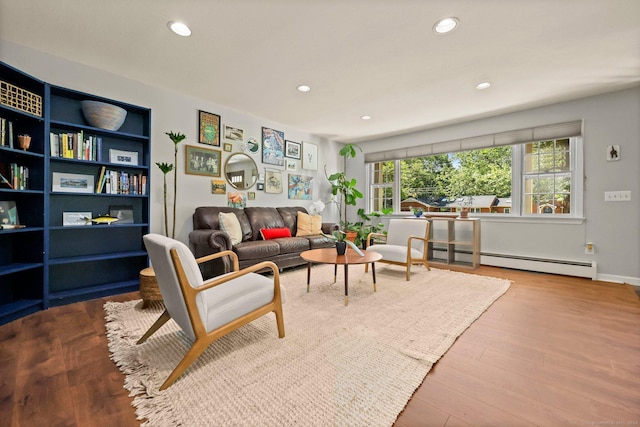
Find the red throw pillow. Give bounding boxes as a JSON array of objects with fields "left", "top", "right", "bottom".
[{"left": 260, "top": 227, "right": 292, "bottom": 240}]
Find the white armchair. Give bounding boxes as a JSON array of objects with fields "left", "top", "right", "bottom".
[
  {"left": 139, "top": 234, "right": 285, "bottom": 390},
  {"left": 365, "top": 219, "right": 431, "bottom": 281}
]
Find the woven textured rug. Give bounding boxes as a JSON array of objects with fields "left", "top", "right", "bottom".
[{"left": 105, "top": 264, "right": 510, "bottom": 426}]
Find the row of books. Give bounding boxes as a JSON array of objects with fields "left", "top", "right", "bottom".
[
  {"left": 0, "top": 163, "right": 29, "bottom": 190},
  {"left": 0, "top": 117, "right": 15, "bottom": 148},
  {"left": 96, "top": 166, "right": 147, "bottom": 195},
  {"left": 50, "top": 131, "right": 102, "bottom": 161}
]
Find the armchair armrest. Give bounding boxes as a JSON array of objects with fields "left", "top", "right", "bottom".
[{"left": 366, "top": 232, "right": 386, "bottom": 247}]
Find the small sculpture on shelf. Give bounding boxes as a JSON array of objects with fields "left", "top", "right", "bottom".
[{"left": 17, "top": 134, "right": 31, "bottom": 151}]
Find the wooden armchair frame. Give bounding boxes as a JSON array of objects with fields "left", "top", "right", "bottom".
[
  {"left": 365, "top": 220, "right": 431, "bottom": 281},
  {"left": 137, "top": 248, "right": 284, "bottom": 390}
]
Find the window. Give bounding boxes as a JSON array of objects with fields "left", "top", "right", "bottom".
[
  {"left": 366, "top": 135, "right": 583, "bottom": 218},
  {"left": 522, "top": 138, "right": 572, "bottom": 215},
  {"left": 368, "top": 161, "right": 394, "bottom": 211}
]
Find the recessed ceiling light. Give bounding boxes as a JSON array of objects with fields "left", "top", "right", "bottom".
[
  {"left": 168, "top": 21, "right": 192, "bottom": 37},
  {"left": 476, "top": 81, "right": 492, "bottom": 90},
  {"left": 361, "top": 115, "right": 372, "bottom": 120},
  {"left": 297, "top": 85, "right": 311, "bottom": 92},
  {"left": 433, "top": 17, "right": 459, "bottom": 34}
]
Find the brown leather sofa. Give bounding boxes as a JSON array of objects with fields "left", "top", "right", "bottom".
[{"left": 189, "top": 206, "right": 336, "bottom": 277}]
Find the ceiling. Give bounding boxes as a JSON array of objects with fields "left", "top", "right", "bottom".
[{"left": 1, "top": 0, "right": 639, "bottom": 143}]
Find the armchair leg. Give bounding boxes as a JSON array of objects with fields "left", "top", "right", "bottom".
[
  {"left": 274, "top": 306, "right": 285, "bottom": 338},
  {"left": 160, "top": 339, "right": 211, "bottom": 391},
  {"left": 137, "top": 309, "right": 171, "bottom": 344},
  {"left": 406, "top": 263, "right": 411, "bottom": 281}
]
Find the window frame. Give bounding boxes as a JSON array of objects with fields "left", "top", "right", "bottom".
[{"left": 365, "top": 136, "right": 584, "bottom": 219}]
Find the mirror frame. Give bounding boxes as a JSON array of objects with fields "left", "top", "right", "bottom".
[{"left": 224, "top": 153, "right": 258, "bottom": 190}]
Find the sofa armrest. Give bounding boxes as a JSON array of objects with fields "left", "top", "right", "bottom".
[
  {"left": 189, "top": 229, "right": 232, "bottom": 278},
  {"left": 321, "top": 222, "right": 339, "bottom": 234}
]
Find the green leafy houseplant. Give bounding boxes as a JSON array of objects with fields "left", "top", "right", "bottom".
[
  {"left": 156, "top": 131, "right": 186, "bottom": 238},
  {"left": 325, "top": 144, "right": 364, "bottom": 232},
  {"left": 354, "top": 207, "right": 393, "bottom": 248}
]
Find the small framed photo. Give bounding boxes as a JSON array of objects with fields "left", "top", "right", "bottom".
[
  {"left": 262, "top": 127, "right": 285, "bottom": 166},
  {"left": 198, "top": 110, "right": 221, "bottom": 146},
  {"left": 257, "top": 182, "right": 264, "bottom": 191},
  {"left": 0, "top": 201, "right": 20, "bottom": 226},
  {"left": 185, "top": 145, "right": 222, "bottom": 177},
  {"left": 286, "top": 159, "right": 297, "bottom": 171},
  {"left": 302, "top": 141, "right": 318, "bottom": 171},
  {"left": 63, "top": 212, "right": 92, "bottom": 226},
  {"left": 109, "top": 149, "right": 138, "bottom": 166},
  {"left": 248, "top": 191, "right": 256, "bottom": 200},
  {"left": 223, "top": 143, "right": 233, "bottom": 152},
  {"left": 212, "top": 179, "right": 226, "bottom": 194},
  {"left": 109, "top": 205, "right": 134, "bottom": 224},
  {"left": 52, "top": 172, "right": 95, "bottom": 193},
  {"left": 224, "top": 125, "right": 243, "bottom": 141},
  {"left": 285, "top": 140, "right": 301, "bottom": 159},
  {"left": 606, "top": 145, "right": 620, "bottom": 161},
  {"left": 264, "top": 169, "right": 283, "bottom": 194}
]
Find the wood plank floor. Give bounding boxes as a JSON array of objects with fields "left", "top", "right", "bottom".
[{"left": 1, "top": 266, "right": 639, "bottom": 426}]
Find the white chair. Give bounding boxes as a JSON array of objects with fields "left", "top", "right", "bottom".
[
  {"left": 365, "top": 219, "right": 430, "bottom": 281},
  {"left": 139, "top": 234, "right": 285, "bottom": 390}
]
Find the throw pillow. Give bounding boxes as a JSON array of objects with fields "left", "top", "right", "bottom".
[
  {"left": 218, "top": 212, "right": 242, "bottom": 245},
  {"left": 296, "top": 211, "right": 322, "bottom": 236},
  {"left": 260, "top": 227, "right": 292, "bottom": 240}
]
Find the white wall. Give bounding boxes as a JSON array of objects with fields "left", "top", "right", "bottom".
[
  {"left": 358, "top": 88, "right": 640, "bottom": 284},
  {"left": 1, "top": 40, "right": 339, "bottom": 244}
]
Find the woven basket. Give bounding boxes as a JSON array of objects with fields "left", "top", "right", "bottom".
[
  {"left": 140, "top": 267, "right": 163, "bottom": 308},
  {"left": 80, "top": 100, "right": 127, "bottom": 131}
]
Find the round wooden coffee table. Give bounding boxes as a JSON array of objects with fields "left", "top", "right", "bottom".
[{"left": 300, "top": 248, "right": 383, "bottom": 306}]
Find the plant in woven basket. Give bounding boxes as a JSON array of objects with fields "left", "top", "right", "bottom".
[{"left": 156, "top": 131, "right": 186, "bottom": 238}]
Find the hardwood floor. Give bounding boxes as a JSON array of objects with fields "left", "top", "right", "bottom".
[{"left": 1, "top": 266, "right": 639, "bottom": 426}]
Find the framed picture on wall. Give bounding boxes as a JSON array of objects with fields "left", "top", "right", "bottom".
[
  {"left": 224, "top": 125, "right": 243, "bottom": 142},
  {"left": 288, "top": 174, "right": 313, "bottom": 200},
  {"left": 285, "top": 140, "right": 301, "bottom": 159},
  {"left": 286, "top": 159, "right": 297, "bottom": 171},
  {"left": 302, "top": 141, "right": 318, "bottom": 171},
  {"left": 262, "top": 127, "right": 285, "bottom": 166},
  {"left": 198, "top": 110, "right": 221, "bottom": 146},
  {"left": 185, "top": 145, "right": 222, "bottom": 177},
  {"left": 264, "top": 169, "right": 283, "bottom": 194}
]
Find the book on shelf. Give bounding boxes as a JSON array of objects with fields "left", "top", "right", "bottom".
[
  {"left": 1, "top": 117, "right": 14, "bottom": 148},
  {"left": 50, "top": 131, "right": 102, "bottom": 161},
  {"left": 1, "top": 163, "right": 28, "bottom": 190},
  {"left": 95, "top": 169, "right": 147, "bottom": 195},
  {"left": 0, "top": 200, "right": 20, "bottom": 227}
]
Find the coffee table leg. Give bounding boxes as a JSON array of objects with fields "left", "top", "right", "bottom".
[
  {"left": 333, "top": 264, "right": 337, "bottom": 283},
  {"left": 372, "top": 262, "right": 377, "bottom": 292},
  {"left": 306, "top": 262, "right": 311, "bottom": 292},
  {"left": 344, "top": 264, "right": 349, "bottom": 306}
]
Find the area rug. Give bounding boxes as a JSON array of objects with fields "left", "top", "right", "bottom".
[{"left": 105, "top": 264, "right": 511, "bottom": 427}]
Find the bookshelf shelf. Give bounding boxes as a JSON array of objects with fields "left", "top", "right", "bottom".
[{"left": 0, "top": 60, "right": 151, "bottom": 324}]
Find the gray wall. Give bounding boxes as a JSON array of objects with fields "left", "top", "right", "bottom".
[
  {"left": 3, "top": 39, "right": 638, "bottom": 284},
  {"left": 358, "top": 88, "right": 640, "bottom": 284},
  {"left": 1, "top": 40, "right": 338, "bottom": 244}
]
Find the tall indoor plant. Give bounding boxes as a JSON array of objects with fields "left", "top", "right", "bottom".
[
  {"left": 156, "top": 131, "right": 186, "bottom": 238},
  {"left": 326, "top": 143, "right": 363, "bottom": 236}
]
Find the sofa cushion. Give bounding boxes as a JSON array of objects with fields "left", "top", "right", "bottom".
[
  {"left": 260, "top": 227, "right": 292, "bottom": 240},
  {"left": 276, "top": 207, "right": 307, "bottom": 236},
  {"left": 306, "top": 234, "right": 336, "bottom": 249},
  {"left": 219, "top": 212, "right": 242, "bottom": 245},
  {"left": 296, "top": 211, "right": 322, "bottom": 236},
  {"left": 193, "top": 207, "right": 253, "bottom": 241},
  {"left": 245, "top": 207, "right": 285, "bottom": 241},
  {"left": 275, "top": 236, "right": 311, "bottom": 254},
  {"left": 234, "top": 240, "right": 280, "bottom": 261}
]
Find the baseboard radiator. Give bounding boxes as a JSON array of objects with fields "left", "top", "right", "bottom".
[{"left": 480, "top": 252, "right": 597, "bottom": 279}]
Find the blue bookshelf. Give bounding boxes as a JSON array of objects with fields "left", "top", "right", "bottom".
[{"left": 0, "top": 61, "right": 151, "bottom": 325}]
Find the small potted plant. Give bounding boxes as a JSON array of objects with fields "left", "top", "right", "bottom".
[
  {"left": 412, "top": 207, "right": 424, "bottom": 218},
  {"left": 323, "top": 229, "right": 348, "bottom": 255}
]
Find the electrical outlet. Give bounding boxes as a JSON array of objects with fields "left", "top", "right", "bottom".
[
  {"left": 604, "top": 190, "right": 631, "bottom": 202},
  {"left": 585, "top": 242, "right": 594, "bottom": 255}
]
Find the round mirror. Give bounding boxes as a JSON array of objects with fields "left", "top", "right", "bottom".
[{"left": 224, "top": 153, "right": 258, "bottom": 190}]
